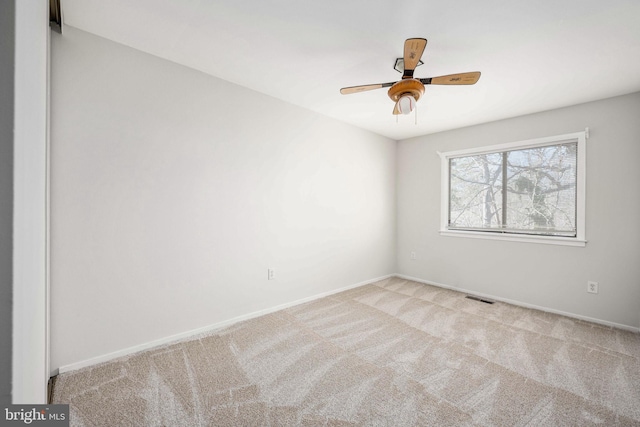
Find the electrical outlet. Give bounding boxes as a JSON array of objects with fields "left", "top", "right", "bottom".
[
  {"left": 587, "top": 281, "right": 598, "bottom": 294},
  {"left": 268, "top": 268, "right": 275, "bottom": 280},
  {"left": 410, "top": 251, "right": 417, "bottom": 260}
]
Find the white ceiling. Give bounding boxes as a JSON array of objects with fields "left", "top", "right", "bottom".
[{"left": 60, "top": 0, "right": 640, "bottom": 140}]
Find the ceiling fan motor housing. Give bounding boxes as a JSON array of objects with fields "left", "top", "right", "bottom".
[{"left": 388, "top": 78, "right": 425, "bottom": 103}]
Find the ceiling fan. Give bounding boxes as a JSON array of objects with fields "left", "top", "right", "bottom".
[{"left": 340, "top": 38, "right": 481, "bottom": 116}]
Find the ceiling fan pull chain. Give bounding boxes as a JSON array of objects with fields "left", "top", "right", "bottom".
[{"left": 415, "top": 103, "right": 418, "bottom": 125}]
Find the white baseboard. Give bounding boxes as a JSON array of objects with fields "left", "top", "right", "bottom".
[
  {"left": 56, "top": 271, "right": 637, "bottom": 376},
  {"left": 56, "top": 274, "right": 394, "bottom": 375},
  {"left": 395, "top": 274, "right": 640, "bottom": 334}
]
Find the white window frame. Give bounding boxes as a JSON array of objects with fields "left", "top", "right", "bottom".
[{"left": 439, "top": 130, "right": 587, "bottom": 247}]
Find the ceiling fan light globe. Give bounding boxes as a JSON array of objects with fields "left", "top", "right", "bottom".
[{"left": 398, "top": 95, "right": 415, "bottom": 115}]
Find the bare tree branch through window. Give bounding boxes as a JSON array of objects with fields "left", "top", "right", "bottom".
[{"left": 449, "top": 142, "right": 577, "bottom": 236}]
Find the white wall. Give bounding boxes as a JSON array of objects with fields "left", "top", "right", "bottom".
[
  {"left": 397, "top": 92, "right": 640, "bottom": 330},
  {"left": 50, "top": 27, "right": 396, "bottom": 371},
  {"left": 12, "top": 0, "right": 49, "bottom": 403}
]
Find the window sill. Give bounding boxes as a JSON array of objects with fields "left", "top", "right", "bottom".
[{"left": 440, "top": 230, "right": 586, "bottom": 247}]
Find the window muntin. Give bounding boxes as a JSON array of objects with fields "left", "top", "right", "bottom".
[{"left": 440, "top": 131, "right": 587, "bottom": 246}]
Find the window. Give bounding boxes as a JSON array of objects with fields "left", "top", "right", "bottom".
[{"left": 439, "top": 131, "right": 587, "bottom": 246}]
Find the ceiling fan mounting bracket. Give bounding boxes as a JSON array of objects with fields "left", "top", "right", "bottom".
[{"left": 393, "top": 57, "right": 423, "bottom": 74}]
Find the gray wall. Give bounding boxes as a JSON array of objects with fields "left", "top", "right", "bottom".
[
  {"left": 397, "top": 92, "right": 640, "bottom": 329},
  {"left": 50, "top": 27, "right": 397, "bottom": 371},
  {"left": 0, "top": 0, "right": 15, "bottom": 406}
]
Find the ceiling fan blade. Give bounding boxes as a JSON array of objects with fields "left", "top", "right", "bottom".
[
  {"left": 393, "top": 103, "right": 401, "bottom": 115},
  {"left": 421, "top": 72, "right": 481, "bottom": 85},
  {"left": 340, "top": 81, "right": 397, "bottom": 95},
  {"left": 403, "top": 38, "right": 427, "bottom": 78}
]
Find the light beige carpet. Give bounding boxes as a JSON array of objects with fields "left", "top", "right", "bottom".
[{"left": 51, "top": 277, "right": 640, "bottom": 426}]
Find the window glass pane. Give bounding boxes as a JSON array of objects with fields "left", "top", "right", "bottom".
[
  {"left": 442, "top": 132, "right": 585, "bottom": 244},
  {"left": 505, "top": 143, "right": 577, "bottom": 235},
  {"left": 449, "top": 153, "right": 503, "bottom": 229}
]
